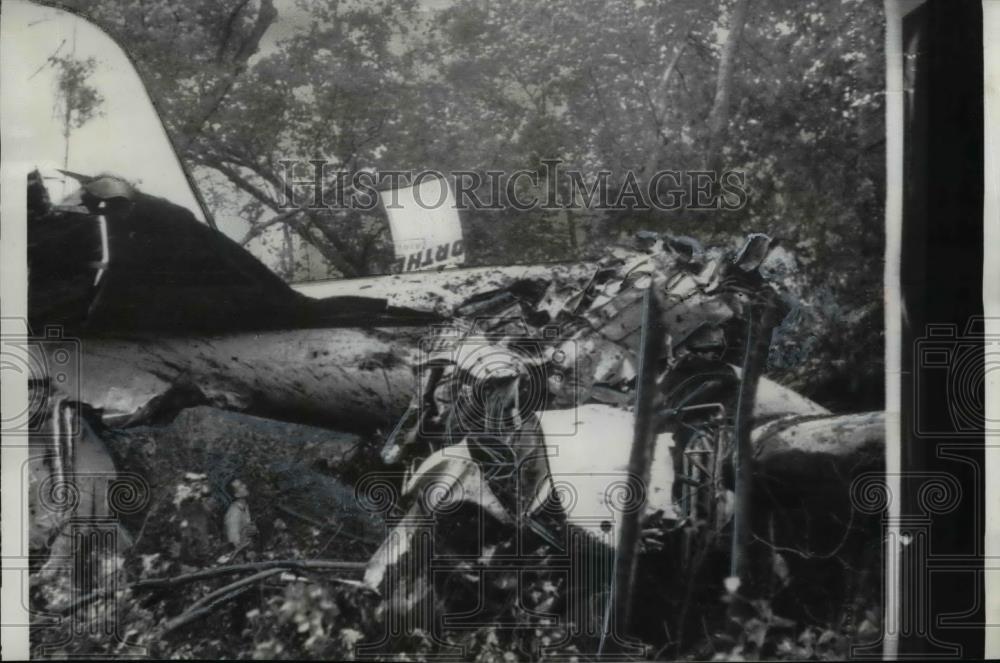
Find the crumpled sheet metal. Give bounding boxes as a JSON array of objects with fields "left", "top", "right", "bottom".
[
  {"left": 368, "top": 234, "right": 881, "bottom": 591},
  {"left": 383, "top": 234, "right": 792, "bottom": 529},
  {"left": 369, "top": 403, "right": 677, "bottom": 590},
  {"left": 540, "top": 236, "right": 766, "bottom": 381},
  {"left": 390, "top": 233, "right": 781, "bottom": 450},
  {"left": 364, "top": 440, "right": 515, "bottom": 590},
  {"left": 544, "top": 332, "right": 636, "bottom": 409}
]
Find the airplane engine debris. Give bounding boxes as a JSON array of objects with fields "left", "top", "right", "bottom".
[
  {"left": 361, "top": 232, "right": 886, "bottom": 620},
  {"left": 26, "top": 175, "right": 885, "bottom": 623}
]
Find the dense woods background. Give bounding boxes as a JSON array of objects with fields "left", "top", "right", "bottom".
[
  {"left": 50, "top": 0, "right": 885, "bottom": 412},
  {"left": 28, "top": 1, "right": 889, "bottom": 658}
]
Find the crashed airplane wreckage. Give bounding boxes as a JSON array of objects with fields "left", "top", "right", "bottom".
[{"left": 26, "top": 173, "right": 884, "bottom": 623}]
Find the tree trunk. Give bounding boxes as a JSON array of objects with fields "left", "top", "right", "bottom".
[
  {"left": 704, "top": 0, "right": 752, "bottom": 173},
  {"left": 752, "top": 411, "right": 886, "bottom": 487},
  {"left": 642, "top": 19, "right": 694, "bottom": 179},
  {"left": 47, "top": 333, "right": 861, "bottom": 446},
  {"left": 65, "top": 327, "right": 422, "bottom": 433},
  {"left": 38, "top": 250, "right": 859, "bottom": 440}
]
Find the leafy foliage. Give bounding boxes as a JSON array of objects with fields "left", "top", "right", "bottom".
[
  {"left": 29, "top": 408, "right": 882, "bottom": 660},
  {"left": 31, "top": 1, "right": 888, "bottom": 656},
  {"left": 57, "top": 0, "right": 884, "bottom": 408}
]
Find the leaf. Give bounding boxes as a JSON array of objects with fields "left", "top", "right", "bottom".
[
  {"left": 771, "top": 550, "right": 791, "bottom": 587},
  {"left": 857, "top": 619, "right": 879, "bottom": 638},
  {"left": 744, "top": 617, "right": 768, "bottom": 649}
]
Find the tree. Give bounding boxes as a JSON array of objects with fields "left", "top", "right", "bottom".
[
  {"left": 704, "top": 0, "right": 752, "bottom": 173},
  {"left": 35, "top": 20, "right": 105, "bottom": 193},
  {"left": 60, "top": 0, "right": 422, "bottom": 276},
  {"left": 51, "top": 53, "right": 104, "bottom": 162},
  {"left": 56, "top": 0, "right": 885, "bottom": 405}
]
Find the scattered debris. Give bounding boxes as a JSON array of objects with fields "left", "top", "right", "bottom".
[
  {"left": 223, "top": 478, "right": 257, "bottom": 549},
  {"left": 26, "top": 173, "right": 885, "bottom": 657}
]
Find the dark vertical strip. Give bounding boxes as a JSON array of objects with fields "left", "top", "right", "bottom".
[
  {"left": 610, "top": 286, "right": 662, "bottom": 643},
  {"left": 900, "top": 0, "right": 984, "bottom": 658}
]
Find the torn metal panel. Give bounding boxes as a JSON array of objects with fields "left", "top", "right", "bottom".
[{"left": 363, "top": 440, "right": 514, "bottom": 592}]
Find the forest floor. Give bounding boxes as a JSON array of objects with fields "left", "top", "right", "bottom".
[{"left": 30, "top": 406, "right": 882, "bottom": 660}]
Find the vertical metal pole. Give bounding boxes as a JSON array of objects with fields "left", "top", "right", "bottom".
[
  {"left": 728, "top": 299, "right": 779, "bottom": 608},
  {"left": 605, "top": 285, "right": 663, "bottom": 650}
]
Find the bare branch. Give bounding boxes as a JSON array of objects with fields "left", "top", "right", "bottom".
[
  {"left": 161, "top": 569, "right": 281, "bottom": 635},
  {"left": 134, "top": 558, "right": 366, "bottom": 591},
  {"left": 180, "top": 0, "right": 277, "bottom": 150},
  {"left": 239, "top": 208, "right": 302, "bottom": 245}
]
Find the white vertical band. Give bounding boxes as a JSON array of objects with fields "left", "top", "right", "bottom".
[
  {"left": 882, "top": 1, "right": 910, "bottom": 658},
  {"left": 983, "top": 0, "right": 1000, "bottom": 657}
]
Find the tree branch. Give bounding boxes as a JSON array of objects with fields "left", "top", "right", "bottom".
[
  {"left": 642, "top": 26, "right": 693, "bottom": 178},
  {"left": 194, "top": 154, "right": 362, "bottom": 277},
  {"left": 161, "top": 569, "right": 281, "bottom": 635},
  {"left": 193, "top": 154, "right": 281, "bottom": 209},
  {"left": 134, "top": 558, "right": 366, "bottom": 591},
  {"left": 180, "top": 0, "right": 277, "bottom": 151},
  {"left": 239, "top": 208, "right": 302, "bottom": 245},
  {"left": 297, "top": 211, "right": 362, "bottom": 277},
  {"left": 58, "top": 558, "right": 367, "bottom": 615}
]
